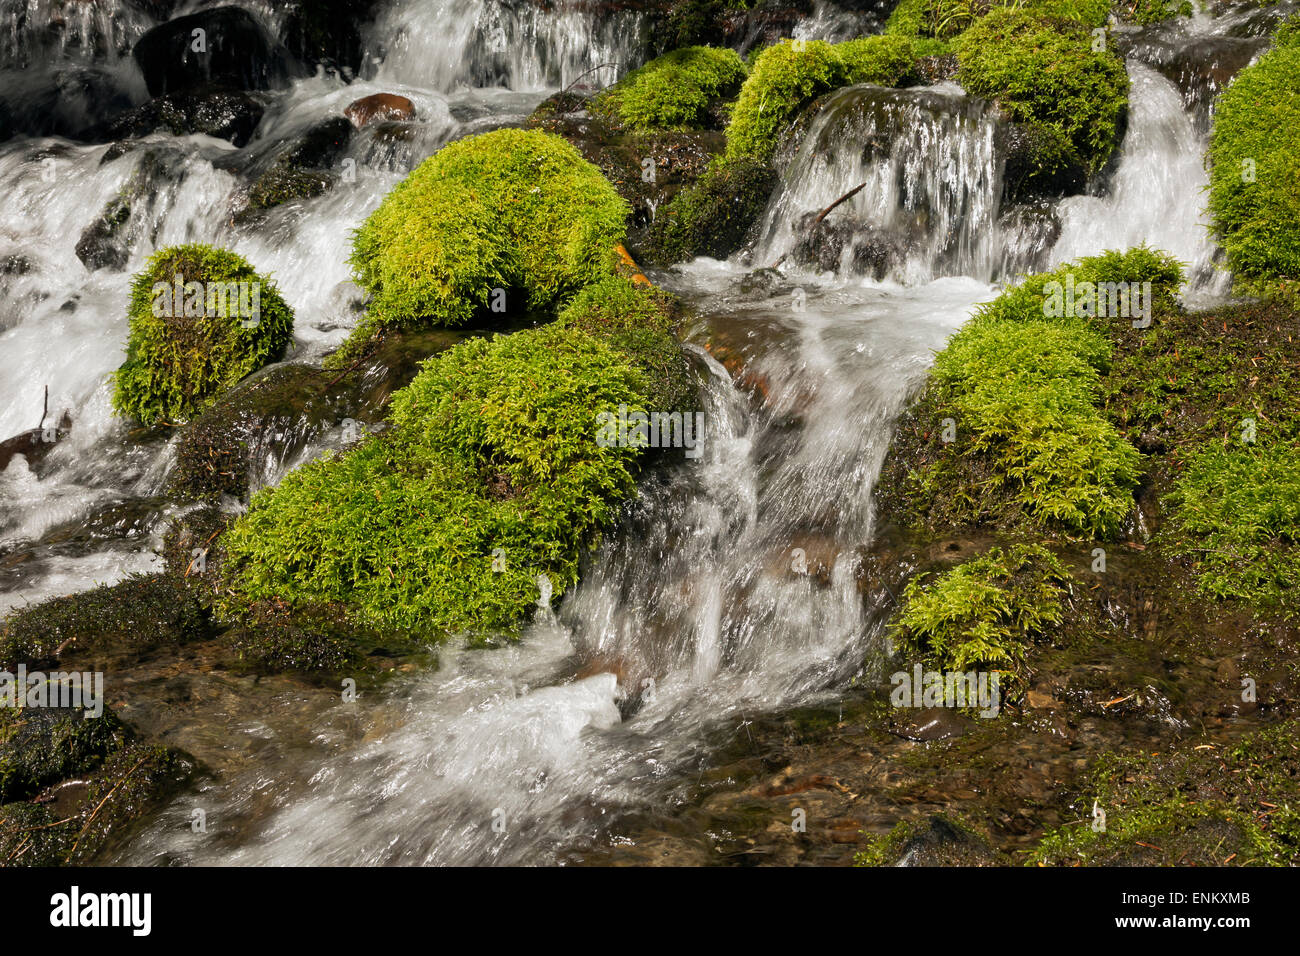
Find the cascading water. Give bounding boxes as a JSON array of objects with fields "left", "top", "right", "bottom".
[
  {"left": 751, "top": 82, "right": 1004, "bottom": 281},
  {"left": 0, "top": 0, "right": 1244, "bottom": 865}
]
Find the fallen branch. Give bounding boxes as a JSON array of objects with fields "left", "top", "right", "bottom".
[
  {"left": 812, "top": 182, "right": 867, "bottom": 225},
  {"left": 562, "top": 62, "right": 615, "bottom": 96}
]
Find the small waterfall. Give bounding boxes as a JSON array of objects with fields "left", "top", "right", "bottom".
[
  {"left": 120, "top": 269, "right": 987, "bottom": 865},
  {"left": 367, "top": 0, "right": 649, "bottom": 93},
  {"left": 1049, "top": 61, "right": 1228, "bottom": 302},
  {"left": 751, "top": 83, "right": 1004, "bottom": 283}
]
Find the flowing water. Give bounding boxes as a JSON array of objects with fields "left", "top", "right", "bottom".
[{"left": 0, "top": 1, "right": 1242, "bottom": 864}]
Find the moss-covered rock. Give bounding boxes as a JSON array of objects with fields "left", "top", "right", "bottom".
[
  {"left": 0, "top": 698, "right": 132, "bottom": 803},
  {"left": 724, "top": 36, "right": 926, "bottom": 164},
  {"left": 0, "top": 575, "right": 212, "bottom": 671},
  {"left": 886, "top": 0, "right": 1111, "bottom": 39},
  {"left": 340, "top": 128, "right": 629, "bottom": 363},
  {"left": 643, "top": 155, "right": 777, "bottom": 263},
  {"left": 112, "top": 244, "right": 295, "bottom": 426},
  {"left": 222, "top": 322, "right": 654, "bottom": 636},
  {"left": 594, "top": 45, "right": 747, "bottom": 132},
  {"left": 954, "top": 9, "right": 1129, "bottom": 185},
  {"left": 1207, "top": 19, "right": 1300, "bottom": 302},
  {"left": 892, "top": 543, "right": 1073, "bottom": 680},
  {"left": 878, "top": 247, "right": 1183, "bottom": 540},
  {"left": 556, "top": 275, "right": 697, "bottom": 412}
]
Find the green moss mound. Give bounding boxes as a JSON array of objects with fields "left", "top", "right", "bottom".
[
  {"left": 1162, "top": 442, "right": 1300, "bottom": 618},
  {"left": 222, "top": 323, "right": 650, "bottom": 636},
  {"left": 955, "top": 9, "right": 1129, "bottom": 179},
  {"left": 556, "top": 275, "right": 696, "bottom": 412},
  {"left": 342, "top": 128, "right": 629, "bottom": 361},
  {"left": 112, "top": 244, "right": 294, "bottom": 425},
  {"left": 892, "top": 543, "right": 1071, "bottom": 677},
  {"left": 885, "top": 248, "right": 1182, "bottom": 538},
  {"left": 724, "top": 36, "right": 923, "bottom": 164},
  {"left": 594, "top": 45, "right": 746, "bottom": 132},
  {"left": 1208, "top": 20, "right": 1300, "bottom": 301}
]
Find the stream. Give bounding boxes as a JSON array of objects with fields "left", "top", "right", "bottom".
[{"left": 0, "top": 0, "right": 1255, "bottom": 864}]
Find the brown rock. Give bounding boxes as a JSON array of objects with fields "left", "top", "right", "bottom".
[{"left": 345, "top": 93, "right": 415, "bottom": 129}]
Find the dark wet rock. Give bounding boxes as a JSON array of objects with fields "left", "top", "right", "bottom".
[
  {"left": 1000, "top": 121, "right": 1087, "bottom": 203},
  {"left": 889, "top": 705, "right": 971, "bottom": 741},
  {"left": 345, "top": 92, "right": 416, "bottom": 128},
  {"left": 237, "top": 117, "right": 353, "bottom": 217},
  {"left": 790, "top": 212, "right": 910, "bottom": 278},
  {"left": 275, "top": 0, "right": 384, "bottom": 75},
  {"left": 0, "top": 742, "right": 196, "bottom": 866},
  {"left": 171, "top": 330, "right": 471, "bottom": 503},
  {"left": 75, "top": 148, "right": 171, "bottom": 271},
  {"left": 94, "top": 88, "right": 268, "bottom": 146},
  {"left": 996, "top": 201, "right": 1061, "bottom": 276},
  {"left": 0, "top": 422, "right": 65, "bottom": 475},
  {"left": 1119, "top": 28, "right": 1268, "bottom": 126},
  {"left": 132, "top": 6, "right": 294, "bottom": 97}
]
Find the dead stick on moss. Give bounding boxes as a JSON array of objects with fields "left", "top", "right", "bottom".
[
  {"left": 0, "top": 813, "right": 80, "bottom": 838},
  {"left": 812, "top": 182, "right": 867, "bottom": 225},
  {"left": 65, "top": 756, "right": 147, "bottom": 863}
]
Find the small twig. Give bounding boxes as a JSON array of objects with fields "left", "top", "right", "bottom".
[
  {"left": 65, "top": 756, "right": 147, "bottom": 862},
  {"left": 38, "top": 384, "right": 48, "bottom": 431},
  {"left": 562, "top": 62, "right": 615, "bottom": 95},
  {"left": 812, "top": 182, "right": 867, "bottom": 225}
]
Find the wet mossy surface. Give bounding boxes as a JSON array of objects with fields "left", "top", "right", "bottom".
[
  {"left": 0, "top": 574, "right": 212, "bottom": 672},
  {"left": 0, "top": 700, "right": 132, "bottom": 803},
  {"left": 0, "top": 742, "right": 196, "bottom": 866},
  {"left": 1207, "top": 19, "right": 1300, "bottom": 301}
]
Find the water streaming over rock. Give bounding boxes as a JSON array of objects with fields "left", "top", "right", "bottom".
[{"left": 0, "top": 0, "right": 1247, "bottom": 864}]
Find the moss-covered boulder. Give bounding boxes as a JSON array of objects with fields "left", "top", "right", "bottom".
[
  {"left": 1208, "top": 19, "right": 1300, "bottom": 302},
  {"left": 556, "top": 275, "right": 697, "bottom": 413},
  {"left": 643, "top": 155, "right": 777, "bottom": 264},
  {"left": 593, "top": 45, "right": 747, "bottom": 132},
  {"left": 222, "top": 322, "right": 653, "bottom": 636},
  {"left": 340, "top": 128, "right": 629, "bottom": 362},
  {"left": 112, "top": 244, "right": 295, "bottom": 426},
  {"left": 724, "top": 36, "right": 926, "bottom": 164},
  {"left": 954, "top": 10, "right": 1129, "bottom": 189},
  {"left": 878, "top": 247, "right": 1183, "bottom": 539}
]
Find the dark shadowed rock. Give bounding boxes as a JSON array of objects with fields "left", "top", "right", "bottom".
[
  {"left": 132, "top": 7, "right": 293, "bottom": 97},
  {"left": 93, "top": 88, "right": 268, "bottom": 146}
]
